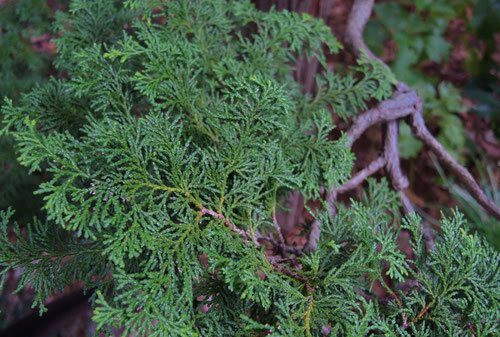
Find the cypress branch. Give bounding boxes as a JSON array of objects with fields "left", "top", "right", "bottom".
[{"left": 0, "top": 1, "right": 497, "bottom": 336}]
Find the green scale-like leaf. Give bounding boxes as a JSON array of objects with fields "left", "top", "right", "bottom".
[{"left": 1, "top": 1, "right": 496, "bottom": 336}]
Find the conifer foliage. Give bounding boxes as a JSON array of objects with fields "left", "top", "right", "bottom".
[{"left": 0, "top": 1, "right": 498, "bottom": 336}]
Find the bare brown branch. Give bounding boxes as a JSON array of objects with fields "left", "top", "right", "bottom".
[
  {"left": 384, "top": 121, "right": 409, "bottom": 191},
  {"left": 410, "top": 110, "right": 500, "bottom": 219},
  {"left": 346, "top": 89, "right": 419, "bottom": 146},
  {"left": 336, "top": 156, "right": 386, "bottom": 195},
  {"left": 345, "top": 0, "right": 377, "bottom": 60}
]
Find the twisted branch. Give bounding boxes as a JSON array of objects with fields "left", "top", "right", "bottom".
[
  {"left": 346, "top": 85, "right": 419, "bottom": 146},
  {"left": 302, "top": 0, "right": 499, "bottom": 254},
  {"left": 344, "top": 0, "right": 500, "bottom": 219}
]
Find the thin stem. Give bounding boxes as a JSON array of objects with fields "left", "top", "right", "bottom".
[
  {"left": 337, "top": 156, "right": 387, "bottom": 194},
  {"left": 268, "top": 256, "right": 313, "bottom": 292},
  {"left": 304, "top": 292, "right": 314, "bottom": 337},
  {"left": 143, "top": 181, "right": 252, "bottom": 241},
  {"left": 200, "top": 207, "right": 251, "bottom": 241},
  {"left": 140, "top": 182, "right": 203, "bottom": 209},
  {"left": 413, "top": 299, "right": 434, "bottom": 323}
]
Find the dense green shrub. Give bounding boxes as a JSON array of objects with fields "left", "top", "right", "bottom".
[{"left": 1, "top": 1, "right": 498, "bottom": 336}]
